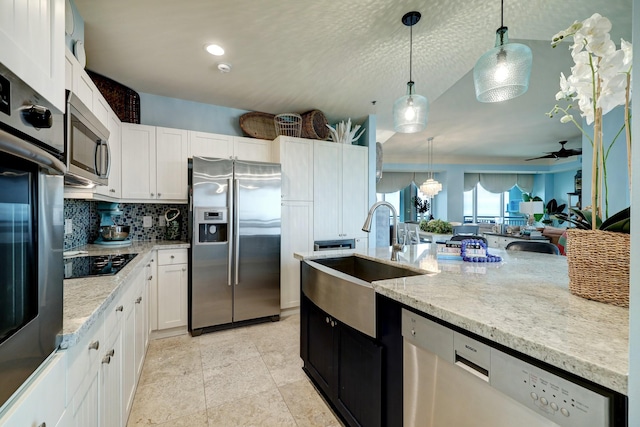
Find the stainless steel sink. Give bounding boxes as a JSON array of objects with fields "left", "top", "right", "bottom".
[{"left": 302, "top": 256, "right": 423, "bottom": 338}]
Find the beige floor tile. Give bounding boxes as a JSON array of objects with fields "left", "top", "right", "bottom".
[
  {"left": 199, "top": 337, "right": 261, "bottom": 369},
  {"left": 127, "top": 372, "right": 206, "bottom": 426},
  {"left": 129, "top": 410, "right": 208, "bottom": 427},
  {"left": 261, "top": 344, "right": 305, "bottom": 387},
  {"left": 139, "top": 346, "right": 202, "bottom": 387},
  {"left": 203, "top": 355, "right": 277, "bottom": 407},
  {"left": 147, "top": 333, "right": 200, "bottom": 355},
  {"left": 279, "top": 378, "right": 343, "bottom": 427},
  {"left": 207, "top": 388, "right": 297, "bottom": 427}
]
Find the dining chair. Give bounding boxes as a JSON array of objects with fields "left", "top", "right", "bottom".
[{"left": 505, "top": 241, "right": 560, "bottom": 255}]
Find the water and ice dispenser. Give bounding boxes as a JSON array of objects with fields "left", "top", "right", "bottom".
[{"left": 195, "top": 208, "right": 228, "bottom": 243}]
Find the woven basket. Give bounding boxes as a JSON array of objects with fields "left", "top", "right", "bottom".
[
  {"left": 239, "top": 111, "right": 278, "bottom": 140},
  {"left": 300, "top": 109, "right": 329, "bottom": 140},
  {"left": 86, "top": 70, "right": 140, "bottom": 123},
  {"left": 566, "top": 228, "right": 630, "bottom": 307}
]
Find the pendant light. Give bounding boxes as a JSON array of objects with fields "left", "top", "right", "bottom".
[
  {"left": 420, "top": 137, "right": 442, "bottom": 197},
  {"left": 393, "top": 11, "right": 428, "bottom": 133},
  {"left": 473, "top": 0, "right": 532, "bottom": 103}
]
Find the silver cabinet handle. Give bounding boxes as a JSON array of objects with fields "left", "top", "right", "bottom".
[
  {"left": 88, "top": 340, "right": 100, "bottom": 351},
  {"left": 148, "top": 275, "right": 153, "bottom": 280},
  {"left": 38, "top": 423, "right": 46, "bottom": 427},
  {"left": 150, "top": 193, "right": 154, "bottom": 197},
  {"left": 116, "top": 305, "right": 123, "bottom": 312},
  {"left": 135, "top": 296, "right": 142, "bottom": 304},
  {"left": 325, "top": 317, "right": 330, "bottom": 324},
  {"left": 102, "top": 355, "right": 111, "bottom": 364},
  {"left": 182, "top": 267, "right": 186, "bottom": 271},
  {"left": 158, "top": 193, "right": 162, "bottom": 197}
]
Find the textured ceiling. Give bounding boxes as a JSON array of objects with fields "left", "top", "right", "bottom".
[{"left": 73, "top": 0, "right": 633, "bottom": 165}]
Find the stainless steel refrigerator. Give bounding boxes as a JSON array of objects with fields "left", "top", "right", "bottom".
[{"left": 188, "top": 157, "right": 281, "bottom": 335}]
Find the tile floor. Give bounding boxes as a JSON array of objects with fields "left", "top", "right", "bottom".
[{"left": 126, "top": 314, "right": 343, "bottom": 426}]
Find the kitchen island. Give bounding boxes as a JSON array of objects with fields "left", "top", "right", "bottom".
[{"left": 295, "top": 243, "right": 628, "bottom": 395}]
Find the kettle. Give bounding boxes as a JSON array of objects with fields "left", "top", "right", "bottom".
[{"left": 164, "top": 208, "right": 181, "bottom": 240}]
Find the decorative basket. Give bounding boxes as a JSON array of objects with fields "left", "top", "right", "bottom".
[
  {"left": 274, "top": 113, "right": 302, "bottom": 137},
  {"left": 239, "top": 111, "right": 278, "bottom": 140},
  {"left": 86, "top": 70, "right": 140, "bottom": 123},
  {"left": 566, "top": 228, "right": 630, "bottom": 307},
  {"left": 300, "top": 109, "right": 329, "bottom": 140}
]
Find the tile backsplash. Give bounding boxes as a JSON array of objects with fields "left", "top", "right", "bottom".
[{"left": 64, "top": 200, "right": 188, "bottom": 250}]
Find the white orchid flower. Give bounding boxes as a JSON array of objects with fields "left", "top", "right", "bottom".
[
  {"left": 621, "top": 39, "right": 633, "bottom": 70},
  {"left": 560, "top": 114, "right": 574, "bottom": 123}
]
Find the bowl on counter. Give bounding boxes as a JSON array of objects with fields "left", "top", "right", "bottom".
[{"left": 100, "top": 225, "right": 130, "bottom": 241}]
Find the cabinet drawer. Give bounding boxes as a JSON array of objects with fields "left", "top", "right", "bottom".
[
  {"left": 104, "top": 293, "right": 128, "bottom": 343},
  {"left": 0, "top": 352, "right": 66, "bottom": 427},
  {"left": 66, "top": 316, "right": 104, "bottom": 401},
  {"left": 158, "top": 249, "right": 188, "bottom": 265}
]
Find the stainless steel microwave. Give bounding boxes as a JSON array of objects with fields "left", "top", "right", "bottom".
[{"left": 64, "top": 91, "right": 110, "bottom": 187}]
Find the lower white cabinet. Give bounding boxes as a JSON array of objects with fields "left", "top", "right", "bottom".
[
  {"left": 156, "top": 249, "right": 188, "bottom": 330},
  {"left": 281, "top": 201, "right": 314, "bottom": 309},
  {"left": 66, "top": 264, "right": 149, "bottom": 427},
  {"left": 0, "top": 352, "right": 67, "bottom": 427}
]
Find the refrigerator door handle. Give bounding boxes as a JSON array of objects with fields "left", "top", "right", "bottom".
[
  {"left": 228, "top": 177, "right": 233, "bottom": 286},
  {"left": 234, "top": 177, "right": 240, "bottom": 286}
]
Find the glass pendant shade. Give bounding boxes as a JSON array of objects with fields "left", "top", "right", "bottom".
[
  {"left": 394, "top": 81, "right": 428, "bottom": 133},
  {"left": 473, "top": 27, "right": 532, "bottom": 103},
  {"left": 420, "top": 178, "right": 442, "bottom": 197}
]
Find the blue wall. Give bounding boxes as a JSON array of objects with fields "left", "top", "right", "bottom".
[
  {"left": 581, "top": 106, "right": 630, "bottom": 218},
  {"left": 140, "top": 93, "right": 250, "bottom": 136}
]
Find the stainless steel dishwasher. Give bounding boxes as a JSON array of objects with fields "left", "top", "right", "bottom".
[{"left": 402, "top": 309, "right": 611, "bottom": 427}]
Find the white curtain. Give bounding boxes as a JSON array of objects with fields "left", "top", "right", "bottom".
[
  {"left": 464, "top": 173, "right": 536, "bottom": 194},
  {"left": 376, "top": 172, "right": 433, "bottom": 193}
]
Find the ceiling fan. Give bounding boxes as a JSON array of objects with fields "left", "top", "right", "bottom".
[{"left": 525, "top": 141, "right": 582, "bottom": 161}]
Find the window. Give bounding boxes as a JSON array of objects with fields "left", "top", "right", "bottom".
[
  {"left": 376, "top": 191, "right": 400, "bottom": 224},
  {"left": 464, "top": 183, "right": 524, "bottom": 224}
]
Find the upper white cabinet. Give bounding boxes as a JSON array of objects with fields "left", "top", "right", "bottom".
[
  {"left": 313, "top": 141, "right": 368, "bottom": 241},
  {"left": 188, "top": 131, "right": 233, "bottom": 158},
  {"left": 273, "top": 136, "right": 314, "bottom": 201},
  {"left": 121, "top": 124, "right": 157, "bottom": 200},
  {"left": 121, "top": 124, "right": 188, "bottom": 202},
  {"left": 233, "top": 136, "right": 271, "bottom": 162},
  {"left": 188, "top": 131, "right": 271, "bottom": 162},
  {"left": 156, "top": 127, "right": 189, "bottom": 200},
  {"left": 0, "top": 0, "right": 65, "bottom": 111}
]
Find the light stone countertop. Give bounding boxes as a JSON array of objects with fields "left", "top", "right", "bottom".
[
  {"left": 294, "top": 244, "right": 629, "bottom": 395},
  {"left": 60, "top": 240, "right": 190, "bottom": 350}
]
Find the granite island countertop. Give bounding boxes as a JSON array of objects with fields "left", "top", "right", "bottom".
[
  {"left": 294, "top": 244, "right": 629, "bottom": 395},
  {"left": 60, "top": 240, "right": 190, "bottom": 349}
]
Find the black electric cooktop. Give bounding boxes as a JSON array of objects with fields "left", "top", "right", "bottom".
[{"left": 64, "top": 253, "right": 138, "bottom": 279}]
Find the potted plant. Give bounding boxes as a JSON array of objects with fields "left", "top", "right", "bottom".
[
  {"left": 547, "top": 13, "right": 632, "bottom": 307},
  {"left": 419, "top": 218, "right": 453, "bottom": 234}
]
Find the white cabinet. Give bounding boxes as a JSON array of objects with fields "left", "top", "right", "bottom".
[
  {"left": 100, "top": 326, "right": 122, "bottom": 427},
  {"left": 273, "top": 136, "right": 314, "bottom": 201},
  {"left": 0, "top": 352, "right": 67, "bottom": 427},
  {"left": 64, "top": 48, "right": 111, "bottom": 130},
  {"left": 313, "top": 141, "right": 368, "bottom": 241},
  {"left": 156, "top": 249, "right": 188, "bottom": 330},
  {"left": 484, "top": 233, "right": 549, "bottom": 249},
  {"left": 95, "top": 110, "right": 122, "bottom": 198},
  {"left": 121, "top": 123, "right": 156, "bottom": 200},
  {"left": 281, "top": 201, "right": 313, "bottom": 309},
  {"left": 0, "top": 0, "right": 65, "bottom": 111},
  {"left": 188, "top": 131, "right": 271, "bottom": 162},
  {"left": 147, "top": 255, "right": 158, "bottom": 332},
  {"left": 121, "top": 124, "right": 188, "bottom": 202},
  {"left": 156, "top": 127, "right": 189, "bottom": 200},
  {"left": 188, "top": 131, "right": 233, "bottom": 158},
  {"left": 233, "top": 136, "right": 271, "bottom": 162}
]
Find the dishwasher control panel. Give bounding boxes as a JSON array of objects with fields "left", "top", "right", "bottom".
[{"left": 491, "top": 349, "right": 609, "bottom": 427}]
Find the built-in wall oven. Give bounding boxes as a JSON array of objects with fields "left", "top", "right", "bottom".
[{"left": 0, "top": 62, "right": 66, "bottom": 409}]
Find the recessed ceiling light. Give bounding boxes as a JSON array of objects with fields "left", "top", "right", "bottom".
[
  {"left": 205, "top": 44, "right": 225, "bottom": 56},
  {"left": 217, "top": 63, "right": 231, "bottom": 73}
]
